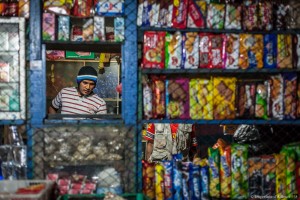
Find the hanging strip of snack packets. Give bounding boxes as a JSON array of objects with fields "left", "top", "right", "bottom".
[
  {"left": 283, "top": 73, "right": 297, "bottom": 120},
  {"left": 183, "top": 32, "right": 199, "bottom": 69},
  {"left": 236, "top": 80, "right": 256, "bottom": 119},
  {"left": 258, "top": 1, "right": 273, "bottom": 31},
  {"left": 248, "top": 157, "right": 263, "bottom": 198},
  {"left": 142, "top": 31, "right": 165, "bottom": 69},
  {"left": 225, "top": 34, "right": 240, "bottom": 69},
  {"left": 255, "top": 81, "right": 269, "bottom": 120},
  {"left": 242, "top": 0, "right": 258, "bottom": 31},
  {"left": 269, "top": 74, "right": 284, "bottom": 120},
  {"left": 261, "top": 155, "right": 276, "bottom": 197},
  {"left": 277, "top": 34, "right": 293, "bottom": 69},
  {"left": 275, "top": 153, "right": 287, "bottom": 199},
  {"left": 172, "top": 0, "right": 188, "bottom": 29},
  {"left": 292, "top": 35, "right": 300, "bottom": 69},
  {"left": 155, "top": 163, "right": 165, "bottom": 200},
  {"left": 151, "top": 75, "right": 166, "bottom": 119},
  {"left": 187, "top": 0, "right": 206, "bottom": 28}
]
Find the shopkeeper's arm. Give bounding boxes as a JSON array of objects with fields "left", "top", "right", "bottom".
[{"left": 48, "top": 105, "right": 58, "bottom": 114}]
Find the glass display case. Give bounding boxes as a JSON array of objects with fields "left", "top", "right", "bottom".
[{"left": 0, "top": 18, "right": 26, "bottom": 120}]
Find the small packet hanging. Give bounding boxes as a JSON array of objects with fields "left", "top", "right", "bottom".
[
  {"left": 162, "top": 161, "right": 173, "bottom": 200},
  {"left": 143, "top": 76, "right": 153, "bottom": 119},
  {"left": 206, "top": 3, "right": 225, "bottom": 29},
  {"left": 242, "top": 0, "right": 259, "bottom": 30},
  {"left": 273, "top": 1, "right": 290, "bottom": 30},
  {"left": 236, "top": 81, "right": 256, "bottom": 119},
  {"left": 255, "top": 81, "right": 269, "bottom": 119},
  {"left": 292, "top": 35, "right": 300, "bottom": 69},
  {"left": 208, "top": 147, "right": 220, "bottom": 198},
  {"left": 151, "top": 75, "right": 166, "bottom": 119},
  {"left": 199, "top": 33, "right": 210, "bottom": 68},
  {"left": 258, "top": 1, "right": 273, "bottom": 31},
  {"left": 142, "top": 160, "right": 155, "bottom": 199},
  {"left": 155, "top": 163, "right": 165, "bottom": 200}
]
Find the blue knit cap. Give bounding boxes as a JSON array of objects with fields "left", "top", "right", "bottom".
[{"left": 76, "top": 66, "right": 98, "bottom": 84}]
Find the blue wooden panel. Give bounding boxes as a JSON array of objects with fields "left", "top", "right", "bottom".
[{"left": 122, "top": 0, "right": 137, "bottom": 125}]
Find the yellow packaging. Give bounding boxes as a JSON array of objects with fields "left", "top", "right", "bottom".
[
  {"left": 155, "top": 163, "right": 165, "bottom": 200},
  {"left": 220, "top": 145, "right": 231, "bottom": 198},
  {"left": 142, "top": 160, "right": 155, "bottom": 199},
  {"left": 275, "top": 153, "right": 287, "bottom": 199},
  {"left": 277, "top": 34, "right": 293, "bottom": 69},
  {"left": 189, "top": 78, "right": 213, "bottom": 119},
  {"left": 208, "top": 147, "right": 220, "bottom": 198},
  {"left": 238, "top": 34, "right": 263, "bottom": 69},
  {"left": 213, "top": 77, "right": 236, "bottom": 119}
]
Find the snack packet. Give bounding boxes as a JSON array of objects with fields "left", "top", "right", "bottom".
[{"left": 206, "top": 3, "right": 225, "bottom": 29}]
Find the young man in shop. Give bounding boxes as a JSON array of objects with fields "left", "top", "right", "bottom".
[
  {"left": 48, "top": 66, "right": 107, "bottom": 114},
  {"left": 144, "top": 123, "right": 198, "bottom": 162}
]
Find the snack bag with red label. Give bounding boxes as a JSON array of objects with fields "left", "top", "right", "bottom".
[
  {"left": 224, "top": 2, "right": 242, "bottom": 30},
  {"left": 225, "top": 34, "right": 239, "bottom": 69},
  {"left": 142, "top": 31, "right": 165, "bottom": 69},
  {"left": 187, "top": 0, "right": 206, "bottom": 28},
  {"left": 283, "top": 73, "right": 297, "bottom": 120},
  {"left": 206, "top": 3, "right": 225, "bottom": 29},
  {"left": 72, "top": 0, "right": 93, "bottom": 17},
  {"left": 258, "top": 1, "right": 273, "bottom": 31},
  {"left": 183, "top": 32, "right": 199, "bottom": 69},
  {"left": 213, "top": 77, "right": 236, "bottom": 120},
  {"left": 165, "top": 31, "right": 182, "bottom": 69},
  {"left": 166, "top": 78, "right": 189, "bottom": 119},
  {"left": 171, "top": 0, "right": 188, "bottom": 29},
  {"left": 189, "top": 78, "right": 213, "bottom": 120},
  {"left": 199, "top": 33, "right": 210, "bottom": 68},
  {"left": 242, "top": 0, "right": 258, "bottom": 30},
  {"left": 151, "top": 76, "right": 166, "bottom": 119},
  {"left": 277, "top": 34, "right": 293, "bottom": 69}
]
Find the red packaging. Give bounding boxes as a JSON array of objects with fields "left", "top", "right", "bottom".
[
  {"left": 81, "top": 189, "right": 93, "bottom": 194},
  {"left": 47, "top": 173, "right": 59, "bottom": 181},
  {"left": 58, "top": 178, "right": 70, "bottom": 186},
  {"left": 171, "top": 0, "right": 188, "bottom": 29},
  {"left": 142, "top": 31, "right": 165, "bottom": 69},
  {"left": 242, "top": 1, "right": 259, "bottom": 30},
  {"left": 151, "top": 75, "right": 166, "bottom": 119},
  {"left": 199, "top": 33, "right": 210, "bottom": 68},
  {"left": 71, "top": 182, "right": 83, "bottom": 190},
  {"left": 187, "top": 0, "right": 205, "bottom": 28},
  {"left": 69, "top": 189, "right": 80, "bottom": 194},
  {"left": 72, "top": 0, "right": 93, "bottom": 17}
]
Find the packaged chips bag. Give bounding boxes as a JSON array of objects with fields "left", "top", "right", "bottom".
[
  {"left": 162, "top": 160, "right": 173, "bottom": 200},
  {"left": 187, "top": 0, "right": 206, "bottom": 28},
  {"left": 255, "top": 81, "right": 269, "bottom": 119},
  {"left": 183, "top": 32, "right": 199, "bottom": 69},
  {"left": 248, "top": 157, "right": 263, "bottom": 198},
  {"left": 206, "top": 3, "right": 225, "bottom": 29},
  {"left": 224, "top": 2, "right": 242, "bottom": 30},
  {"left": 263, "top": 34, "right": 277, "bottom": 69},
  {"left": 269, "top": 74, "right": 284, "bottom": 120},
  {"left": 189, "top": 78, "right": 213, "bottom": 120},
  {"left": 275, "top": 153, "right": 287, "bottom": 199},
  {"left": 283, "top": 73, "right": 297, "bottom": 119},
  {"left": 277, "top": 34, "right": 292, "bottom": 69},
  {"left": 155, "top": 163, "right": 165, "bottom": 200},
  {"left": 213, "top": 77, "right": 236, "bottom": 119},
  {"left": 142, "top": 160, "right": 155, "bottom": 199},
  {"left": 208, "top": 147, "right": 220, "bottom": 198},
  {"left": 225, "top": 34, "right": 240, "bottom": 69},
  {"left": 165, "top": 31, "right": 183, "bottom": 69},
  {"left": 231, "top": 144, "right": 249, "bottom": 199}
]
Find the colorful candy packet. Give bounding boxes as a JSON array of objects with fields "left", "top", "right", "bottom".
[
  {"left": 277, "top": 34, "right": 292, "bottom": 69},
  {"left": 208, "top": 147, "right": 220, "bottom": 198},
  {"left": 283, "top": 73, "right": 297, "bottom": 119},
  {"left": 142, "top": 160, "right": 156, "bottom": 199},
  {"left": 155, "top": 163, "right": 165, "bottom": 200}
]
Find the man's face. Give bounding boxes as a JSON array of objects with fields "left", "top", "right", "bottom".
[{"left": 78, "top": 80, "right": 96, "bottom": 96}]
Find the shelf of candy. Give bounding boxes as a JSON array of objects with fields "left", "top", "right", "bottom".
[
  {"left": 141, "top": 31, "right": 298, "bottom": 71},
  {"left": 137, "top": 0, "right": 300, "bottom": 31},
  {"left": 0, "top": 0, "right": 30, "bottom": 18},
  {"left": 142, "top": 73, "right": 300, "bottom": 121},
  {"left": 142, "top": 136, "right": 300, "bottom": 200}
]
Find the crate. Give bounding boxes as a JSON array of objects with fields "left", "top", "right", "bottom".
[
  {"left": 0, "top": 180, "right": 55, "bottom": 200},
  {"left": 57, "top": 193, "right": 149, "bottom": 200}
]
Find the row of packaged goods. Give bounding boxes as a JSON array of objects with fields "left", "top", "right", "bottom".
[
  {"left": 42, "top": 12, "right": 124, "bottom": 42},
  {"left": 142, "top": 31, "right": 299, "bottom": 70},
  {"left": 143, "top": 74, "right": 300, "bottom": 120},
  {"left": 0, "top": 0, "right": 29, "bottom": 18},
  {"left": 142, "top": 140, "right": 300, "bottom": 200},
  {"left": 43, "top": 0, "right": 124, "bottom": 17},
  {"left": 137, "top": 0, "right": 300, "bottom": 30}
]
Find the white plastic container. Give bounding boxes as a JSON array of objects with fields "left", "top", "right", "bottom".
[{"left": 0, "top": 180, "right": 54, "bottom": 200}]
